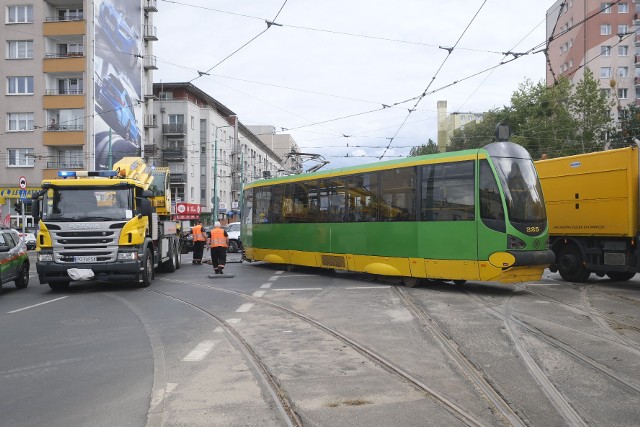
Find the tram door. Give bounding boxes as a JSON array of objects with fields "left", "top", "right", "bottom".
[{"left": 419, "top": 161, "right": 479, "bottom": 278}]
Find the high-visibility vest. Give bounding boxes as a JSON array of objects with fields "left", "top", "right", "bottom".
[
  {"left": 210, "top": 227, "right": 228, "bottom": 248},
  {"left": 192, "top": 225, "right": 206, "bottom": 242}
]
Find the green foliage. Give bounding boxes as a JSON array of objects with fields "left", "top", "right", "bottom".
[
  {"left": 611, "top": 104, "right": 640, "bottom": 149},
  {"left": 415, "top": 69, "right": 618, "bottom": 160},
  {"left": 409, "top": 139, "right": 440, "bottom": 156}
]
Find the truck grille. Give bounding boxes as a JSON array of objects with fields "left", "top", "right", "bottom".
[{"left": 46, "top": 222, "right": 124, "bottom": 263}]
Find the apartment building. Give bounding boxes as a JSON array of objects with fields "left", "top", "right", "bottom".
[
  {"left": 246, "top": 125, "right": 303, "bottom": 175},
  {"left": 1, "top": 0, "right": 158, "bottom": 224},
  {"left": 436, "top": 100, "right": 484, "bottom": 150},
  {"left": 546, "top": 0, "right": 636, "bottom": 119},
  {"left": 151, "top": 82, "right": 285, "bottom": 223}
]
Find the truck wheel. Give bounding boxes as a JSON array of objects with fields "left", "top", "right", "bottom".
[
  {"left": 163, "top": 246, "right": 177, "bottom": 273},
  {"left": 137, "top": 248, "right": 153, "bottom": 288},
  {"left": 558, "top": 245, "right": 590, "bottom": 283},
  {"left": 605, "top": 271, "right": 636, "bottom": 281},
  {"left": 49, "top": 281, "right": 70, "bottom": 291},
  {"left": 175, "top": 244, "right": 181, "bottom": 270},
  {"left": 14, "top": 264, "right": 29, "bottom": 289},
  {"left": 227, "top": 240, "right": 239, "bottom": 253}
]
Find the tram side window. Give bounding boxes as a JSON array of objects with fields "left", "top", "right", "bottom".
[
  {"left": 242, "top": 188, "right": 253, "bottom": 226},
  {"left": 346, "top": 173, "right": 378, "bottom": 222},
  {"left": 318, "top": 178, "right": 347, "bottom": 222},
  {"left": 283, "top": 182, "right": 314, "bottom": 223},
  {"left": 253, "top": 186, "right": 271, "bottom": 223},
  {"left": 421, "top": 161, "right": 474, "bottom": 221},
  {"left": 479, "top": 160, "right": 505, "bottom": 232},
  {"left": 380, "top": 167, "right": 416, "bottom": 221},
  {"left": 268, "top": 185, "right": 284, "bottom": 223}
]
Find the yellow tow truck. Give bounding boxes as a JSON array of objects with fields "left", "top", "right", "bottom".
[{"left": 31, "top": 158, "right": 181, "bottom": 290}]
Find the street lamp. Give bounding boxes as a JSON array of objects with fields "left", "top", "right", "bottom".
[{"left": 213, "top": 124, "right": 234, "bottom": 223}]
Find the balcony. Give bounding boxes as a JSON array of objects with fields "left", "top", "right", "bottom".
[
  {"left": 162, "top": 123, "right": 186, "bottom": 134},
  {"left": 143, "top": 55, "right": 157, "bottom": 70},
  {"left": 144, "top": 0, "right": 158, "bottom": 12},
  {"left": 144, "top": 114, "right": 158, "bottom": 128},
  {"left": 163, "top": 149, "right": 185, "bottom": 159},
  {"left": 46, "top": 162, "right": 84, "bottom": 169},
  {"left": 43, "top": 55, "right": 85, "bottom": 73},
  {"left": 169, "top": 173, "right": 187, "bottom": 183},
  {"left": 143, "top": 83, "right": 155, "bottom": 98},
  {"left": 635, "top": 77, "right": 640, "bottom": 86},
  {"left": 43, "top": 19, "right": 85, "bottom": 36},
  {"left": 143, "top": 25, "right": 158, "bottom": 41}
]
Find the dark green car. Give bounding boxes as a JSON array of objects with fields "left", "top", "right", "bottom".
[{"left": 0, "top": 228, "right": 30, "bottom": 290}]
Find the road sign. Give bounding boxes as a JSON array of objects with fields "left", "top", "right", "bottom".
[
  {"left": 19, "top": 190, "right": 27, "bottom": 200},
  {"left": 19, "top": 176, "right": 27, "bottom": 189}
]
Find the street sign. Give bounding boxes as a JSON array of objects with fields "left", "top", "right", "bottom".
[
  {"left": 19, "top": 190, "right": 27, "bottom": 200},
  {"left": 19, "top": 176, "right": 27, "bottom": 189}
]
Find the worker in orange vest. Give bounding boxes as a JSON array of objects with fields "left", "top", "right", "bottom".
[
  {"left": 208, "top": 221, "right": 229, "bottom": 274},
  {"left": 191, "top": 220, "right": 206, "bottom": 265}
]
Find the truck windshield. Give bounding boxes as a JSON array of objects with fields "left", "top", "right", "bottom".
[
  {"left": 491, "top": 157, "right": 546, "bottom": 224},
  {"left": 42, "top": 188, "right": 134, "bottom": 221}
]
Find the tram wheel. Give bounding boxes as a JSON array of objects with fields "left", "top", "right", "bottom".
[
  {"left": 605, "top": 271, "right": 636, "bottom": 281},
  {"left": 403, "top": 277, "right": 421, "bottom": 288},
  {"left": 558, "top": 245, "right": 590, "bottom": 283}
]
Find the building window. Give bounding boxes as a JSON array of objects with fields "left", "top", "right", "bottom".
[
  {"left": 619, "top": 88, "right": 628, "bottom": 99},
  {"left": 8, "top": 148, "right": 34, "bottom": 167},
  {"left": 6, "top": 40, "right": 33, "bottom": 59},
  {"left": 618, "top": 2, "right": 628, "bottom": 13},
  {"left": 601, "top": 89, "right": 611, "bottom": 97},
  {"left": 601, "top": 45, "right": 612, "bottom": 56},
  {"left": 569, "top": 59, "right": 573, "bottom": 68},
  {"left": 636, "top": 88, "right": 640, "bottom": 99},
  {"left": 7, "top": 113, "right": 34, "bottom": 131},
  {"left": 57, "top": 8, "right": 83, "bottom": 21},
  {"left": 601, "top": 3, "right": 612, "bottom": 13},
  {"left": 618, "top": 25, "right": 628, "bottom": 35},
  {"left": 601, "top": 25, "right": 611, "bottom": 35},
  {"left": 619, "top": 45, "right": 629, "bottom": 56},
  {"left": 7, "top": 76, "right": 34, "bottom": 94},
  {"left": 569, "top": 38, "right": 574, "bottom": 48},
  {"left": 56, "top": 77, "right": 83, "bottom": 95},
  {"left": 600, "top": 67, "right": 612, "bottom": 78},
  {"left": 7, "top": 5, "right": 33, "bottom": 23},
  {"left": 619, "top": 67, "right": 629, "bottom": 77}
]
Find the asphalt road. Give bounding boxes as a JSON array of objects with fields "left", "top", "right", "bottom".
[{"left": 1, "top": 252, "right": 639, "bottom": 426}]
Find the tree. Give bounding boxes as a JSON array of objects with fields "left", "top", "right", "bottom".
[
  {"left": 409, "top": 139, "right": 440, "bottom": 156},
  {"left": 570, "top": 68, "right": 614, "bottom": 154},
  {"left": 611, "top": 103, "right": 640, "bottom": 149},
  {"left": 447, "top": 109, "right": 511, "bottom": 151}
]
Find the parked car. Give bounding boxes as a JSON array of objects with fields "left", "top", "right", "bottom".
[
  {"left": 225, "top": 222, "right": 242, "bottom": 253},
  {"left": 15, "top": 229, "right": 36, "bottom": 250},
  {"left": 0, "top": 228, "right": 30, "bottom": 290}
]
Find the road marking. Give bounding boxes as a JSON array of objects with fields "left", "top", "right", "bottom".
[
  {"left": 260, "top": 283, "right": 272, "bottom": 289},
  {"left": 236, "top": 303, "right": 254, "bottom": 313},
  {"left": 275, "top": 271, "right": 283, "bottom": 275},
  {"left": 227, "top": 318, "right": 241, "bottom": 324},
  {"left": 8, "top": 296, "right": 68, "bottom": 314},
  {"left": 182, "top": 340, "right": 218, "bottom": 361},
  {"left": 253, "top": 290, "right": 266, "bottom": 298},
  {"left": 214, "top": 327, "right": 223, "bottom": 333},
  {"left": 273, "top": 288, "right": 323, "bottom": 291},
  {"left": 345, "top": 286, "right": 391, "bottom": 290},
  {"left": 268, "top": 276, "right": 279, "bottom": 281}
]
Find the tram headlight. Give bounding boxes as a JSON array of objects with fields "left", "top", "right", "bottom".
[{"left": 508, "top": 235, "right": 527, "bottom": 249}]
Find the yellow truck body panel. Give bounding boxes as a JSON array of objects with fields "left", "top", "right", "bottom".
[{"left": 535, "top": 146, "right": 639, "bottom": 238}]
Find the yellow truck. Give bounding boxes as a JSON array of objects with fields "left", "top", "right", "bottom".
[
  {"left": 31, "top": 158, "right": 182, "bottom": 290},
  {"left": 535, "top": 145, "right": 639, "bottom": 282}
]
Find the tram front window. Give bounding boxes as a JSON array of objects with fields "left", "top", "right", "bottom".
[{"left": 492, "top": 157, "right": 546, "bottom": 226}]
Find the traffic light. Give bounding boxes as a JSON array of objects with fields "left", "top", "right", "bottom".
[{"left": 14, "top": 202, "right": 21, "bottom": 214}]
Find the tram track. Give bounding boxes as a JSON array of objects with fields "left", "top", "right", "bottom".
[
  {"left": 144, "top": 289, "right": 301, "bottom": 427},
  {"left": 394, "top": 287, "right": 527, "bottom": 427},
  {"left": 157, "top": 278, "right": 496, "bottom": 427},
  {"left": 461, "top": 287, "right": 640, "bottom": 396}
]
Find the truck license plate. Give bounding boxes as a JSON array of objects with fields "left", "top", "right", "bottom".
[{"left": 75, "top": 256, "right": 97, "bottom": 263}]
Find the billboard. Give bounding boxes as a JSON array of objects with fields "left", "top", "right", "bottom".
[{"left": 94, "top": 0, "right": 142, "bottom": 170}]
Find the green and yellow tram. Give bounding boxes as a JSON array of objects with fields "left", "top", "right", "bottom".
[{"left": 241, "top": 141, "right": 554, "bottom": 285}]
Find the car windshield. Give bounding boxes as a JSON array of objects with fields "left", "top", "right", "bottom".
[{"left": 42, "top": 187, "right": 134, "bottom": 221}]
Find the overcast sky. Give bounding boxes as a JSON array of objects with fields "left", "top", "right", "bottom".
[{"left": 153, "top": 0, "right": 555, "bottom": 170}]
